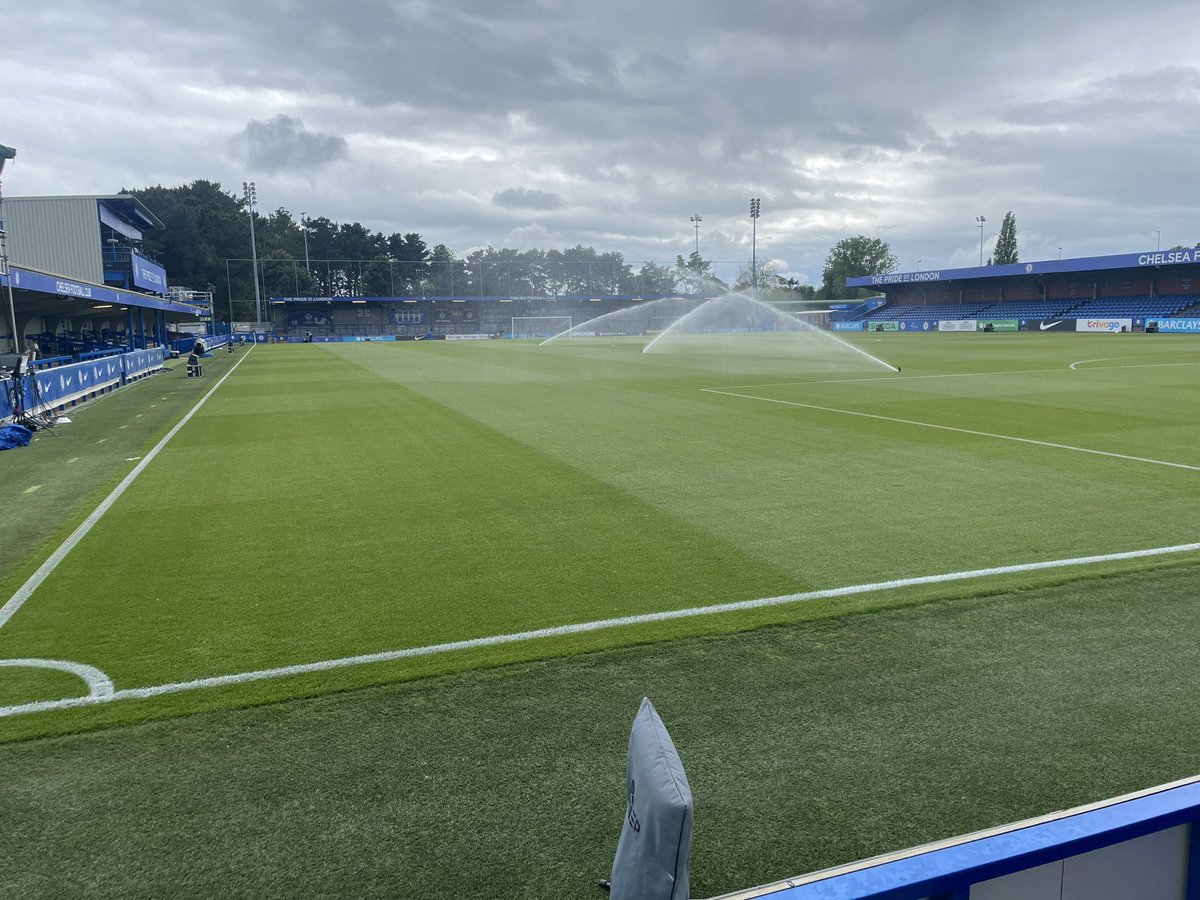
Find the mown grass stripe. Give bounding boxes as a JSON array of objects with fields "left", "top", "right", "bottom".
[
  {"left": 3, "top": 539, "right": 1196, "bottom": 719},
  {"left": 0, "top": 347, "right": 255, "bottom": 631}
]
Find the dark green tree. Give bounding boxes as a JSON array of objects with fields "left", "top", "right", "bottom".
[
  {"left": 426, "top": 244, "right": 468, "bottom": 296},
  {"left": 674, "top": 251, "right": 722, "bottom": 295},
  {"left": 775, "top": 277, "right": 816, "bottom": 300},
  {"left": 388, "top": 232, "right": 430, "bottom": 295},
  {"left": 636, "top": 261, "right": 677, "bottom": 296},
  {"left": 132, "top": 180, "right": 255, "bottom": 322},
  {"left": 820, "top": 235, "right": 898, "bottom": 300},
  {"left": 992, "top": 211, "right": 1019, "bottom": 264}
]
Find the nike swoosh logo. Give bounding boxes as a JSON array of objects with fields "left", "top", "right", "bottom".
[{"left": 1039, "top": 320, "right": 1063, "bottom": 330}]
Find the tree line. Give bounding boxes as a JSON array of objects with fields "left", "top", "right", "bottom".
[{"left": 132, "top": 181, "right": 835, "bottom": 323}]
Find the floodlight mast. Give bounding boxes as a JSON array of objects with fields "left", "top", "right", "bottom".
[
  {"left": 243, "top": 181, "right": 263, "bottom": 330},
  {"left": 0, "top": 143, "right": 21, "bottom": 354},
  {"left": 750, "top": 198, "right": 761, "bottom": 290}
]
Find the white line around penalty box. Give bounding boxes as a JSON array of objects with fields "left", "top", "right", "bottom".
[{"left": 2, "top": 540, "right": 1198, "bottom": 720}]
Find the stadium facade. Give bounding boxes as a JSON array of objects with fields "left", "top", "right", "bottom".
[
  {"left": 839, "top": 249, "right": 1200, "bottom": 333},
  {"left": 1, "top": 194, "right": 208, "bottom": 359}
]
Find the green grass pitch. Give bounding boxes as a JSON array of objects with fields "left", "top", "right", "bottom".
[{"left": 2, "top": 331, "right": 1199, "bottom": 897}]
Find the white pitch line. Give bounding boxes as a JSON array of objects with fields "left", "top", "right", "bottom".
[
  {"left": 713, "top": 360, "right": 1200, "bottom": 392},
  {"left": 710, "top": 367, "right": 1062, "bottom": 391},
  {"left": 0, "top": 658, "right": 114, "bottom": 698},
  {"left": 702, "top": 388, "right": 1200, "bottom": 471},
  {"left": 1071, "top": 360, "right": 1200, "bottom": 372},
  {"left": 0, "top": 347, "right": 255, "bottom": 632},
  {"left": 1, "top": 540, "right": 1197, "bottom": 719}
]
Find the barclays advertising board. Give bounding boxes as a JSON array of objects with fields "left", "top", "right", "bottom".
[
  {"left": 832, "top": 321, "right": 863, "bottom": 331},
  {"left": 1146, "top": 317, "right": 1200, "bottom": 333}
]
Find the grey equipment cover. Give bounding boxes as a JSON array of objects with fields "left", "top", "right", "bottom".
[{"left": 609, "top": 697, "right": 693, "bottom": 900}]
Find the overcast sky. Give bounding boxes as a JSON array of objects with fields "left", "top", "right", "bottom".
[{"left": 4, "top": 0, "right": 1199, "bottom": 285}]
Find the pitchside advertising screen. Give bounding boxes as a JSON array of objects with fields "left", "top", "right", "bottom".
[
  {"left": 938, "top": 320, "right": 976, "bottom": 331},
  {"left": 1146, "top": 317, "right": 1200, "bottom": 333},
  {"left": 1076, "top": 318, "right": 1132, "bottom": 332}
]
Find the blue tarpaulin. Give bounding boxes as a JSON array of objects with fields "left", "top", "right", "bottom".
[{"left": 0, "top": 423, "right": 33, "bottom": 450}]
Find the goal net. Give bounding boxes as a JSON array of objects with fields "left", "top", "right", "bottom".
[{"left": 511, "top": 316, "right": 573, "bottom": 339}]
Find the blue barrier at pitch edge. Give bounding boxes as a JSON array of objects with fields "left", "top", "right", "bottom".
[
  {"left": 2, "top": 347, "right": 168, "bottom": 421},
  {"left": 723, "top": 776, "right": 1200, "bottom": 900}
]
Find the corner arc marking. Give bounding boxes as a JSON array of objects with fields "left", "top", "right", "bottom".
[{"left": 0, "top": 658, "right": 115, "bottom": 698}]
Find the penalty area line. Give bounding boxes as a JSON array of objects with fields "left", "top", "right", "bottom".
[
  {"left": 701, "top": 388, "right": 1200, "bottom": 471},
  {"left": 2, "top": 540, "right": 1198, "bottom": 719},
  {"left": 0, "top": 346, "right": 256, "bottom": 632}
]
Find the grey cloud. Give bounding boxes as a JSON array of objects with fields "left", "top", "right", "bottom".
[
  {"left": 493, "top": 187, "right": 567, "bottom": 210},
  {"left": 229, "top": 115, "right": 348, "bottom": 174},
  {"left": 8, "top": 0, "right": 1200, "bottom": 282}
]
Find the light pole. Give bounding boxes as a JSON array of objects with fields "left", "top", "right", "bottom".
[
  {"left": 690, "top": 214, "right": 702, "bottom": 255},
  {"left": 1058, "top": 247, "right": 1063, "bottom": 260},
  {"left": 916, "top": 258, "right": 922, "bottom": 271},
  {"left": 1155, "top": 230, "right": 1161, "bottom": 251},
  {"left": 0, "top": 143, "right": 19, "bottom": 354},
  {"left": 243, "top": 181, "right": 263, "bottom": 330},
  {"left": 750, "top": 198, "right": 761, "bottom": 289},
  {"left": 300, "top": 211, "right": 311, "bottom": 274},
  {"left": 976, "top": 215, "right": 986, "bottom": 266}
]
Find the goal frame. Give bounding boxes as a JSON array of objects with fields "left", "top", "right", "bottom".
[{"left": 511, "top": 316, "right": 573, "bottom": 339}]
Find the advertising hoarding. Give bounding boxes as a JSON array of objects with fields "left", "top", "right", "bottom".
[{"left": 1076, "top": 318, "right": 1132, "bottom": 332}]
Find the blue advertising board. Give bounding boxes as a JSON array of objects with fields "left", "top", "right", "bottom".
[
  {"left": 3, "top": 348, "right": 165, "bottom": 421},
  {"left": 2, "top": 266, "right": 198, "bottom": 315},
  {"left": 832, "top": 321, "right": 863, "bottom": 331},
  {"left": 123, "top": 348, "right": 165, "bottom": 379},
  {"left": 287, "top": 310, "right": 333, "bottom": 327},
  {"left": 389, "top": 308, "right": 427, "bottom": 326},
  {"left": 897, "top": 320, "right": 934, "bottom": 332},
  {"left": 1146, "top": 317, "right": 1200, "bottom": 333},
  {"left": 846, "top": 247, "right": 1200, "bottom": 289},
  {"left": 0, "top": 376, "right": 13, "bottom": 420},
  {"left": 131, "top": 252, "right": 167, "bottom": 294}
]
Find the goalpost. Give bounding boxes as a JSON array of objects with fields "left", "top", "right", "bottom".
[{"left": 511, "top": 316, "right": 573, "bottom": 339}]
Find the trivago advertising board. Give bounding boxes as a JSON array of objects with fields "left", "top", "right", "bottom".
[
  {"left": 1146, "top": 317, "right": 1200, "bottom": 333},
  {"left": 938, "top": 320, "right": 976, "bottom": 331},
  {"left": 1076, "top": 318, "right": 1132, "bottom": 332}
]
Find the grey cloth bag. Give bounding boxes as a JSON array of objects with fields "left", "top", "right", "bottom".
[{"left": 610, "top": 697, "right": 693, "bottom": 900}]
